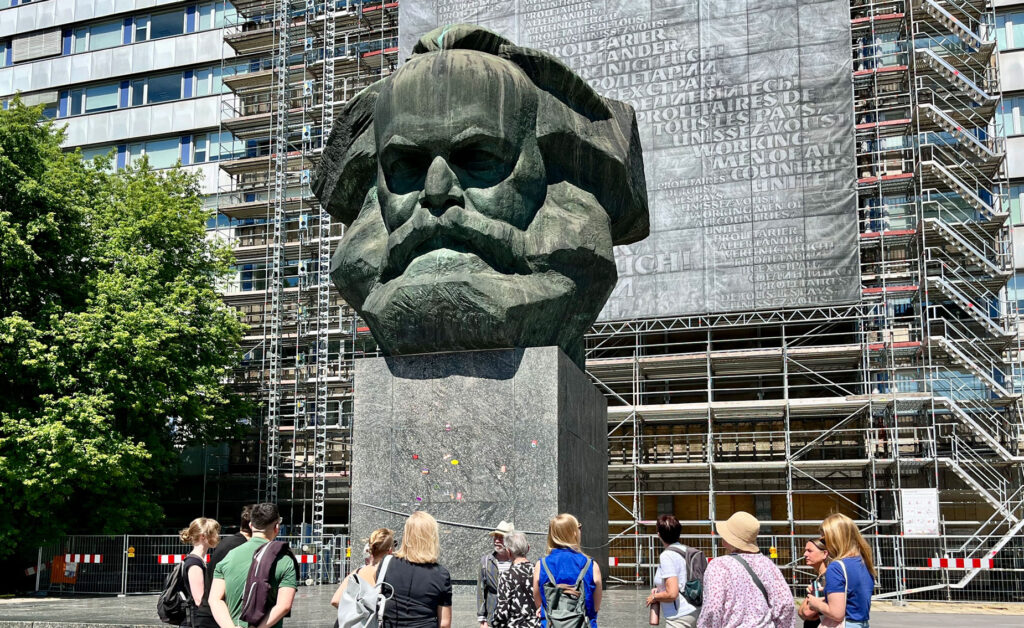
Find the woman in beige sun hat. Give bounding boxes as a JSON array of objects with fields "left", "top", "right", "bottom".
[{"left": 696, "top": 512, "right": 795, "bottom": 628}]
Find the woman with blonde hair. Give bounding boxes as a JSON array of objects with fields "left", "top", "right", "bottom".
[
  {"left": 531, "top": 514, "right": 602, "bottom": 628},
  {"left": 178, "top": 517, "right": 220, "bottom": 628},
  {"left": 330, "top": 528, "right": 394, "bottom": 608},
  {"left": 805, "top": 513, "right": 876, "bottom": 628},
  {"left": 377, "top": 511, "right": 452, "bottom": 628}
]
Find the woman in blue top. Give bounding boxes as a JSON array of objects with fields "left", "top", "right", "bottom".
[
  {"left": 805, "top": 513, "right": 876, "bottom": 628},
  {"left": 531, "top": 513, "right": 602, "bottom": 628}
]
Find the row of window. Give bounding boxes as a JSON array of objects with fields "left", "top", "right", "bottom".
[
  {"left": 81, "top": 131, "right": 246, "bottom": 170},
  {"left": 43, "top": 62, "right": 248, "bottom": 119},
  {"left": 997, "top": 11, "right": 1024, "bottom": 52},
  {"left": 0, "top": 2, "right": 235, "bottom": 67}
]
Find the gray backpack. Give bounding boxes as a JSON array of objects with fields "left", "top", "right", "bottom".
[
  {"left": 540, "top": 556, "right": 592, "bottom": 628},
  {"left": 336, "top": 555, "right": 393, "bottom": 628}
]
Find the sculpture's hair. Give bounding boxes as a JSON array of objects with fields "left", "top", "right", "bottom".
[
  {"left": 312, "top": 23, "right": 648, "bottom": 246},
  {"left": 179, "top": 517, "right": 220, "bottom": 547},
  {"left": 395, "top": 511, "right": 441, "bottom": 564}
]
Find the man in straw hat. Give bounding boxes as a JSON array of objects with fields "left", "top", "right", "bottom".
[
  {"left": 697, "top": 512, "right": 795, "bottom": 628},
  {"left": 477, "top": 520, "right": 515, "bottom": 627}
]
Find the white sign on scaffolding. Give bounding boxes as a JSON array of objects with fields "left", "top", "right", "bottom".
[{"left": 901, "top": 488, "right": 940, "bottom": 537}]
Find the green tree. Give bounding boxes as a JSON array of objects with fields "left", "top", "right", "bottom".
[{"left": 0, "top": 100, "right": 249, "bottom": 555}]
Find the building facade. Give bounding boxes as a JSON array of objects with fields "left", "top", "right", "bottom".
[{"left": 3, "top": 0, "right": 1022, "bottom": 600}]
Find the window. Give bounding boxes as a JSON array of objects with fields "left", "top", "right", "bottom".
[
  {"left": 193, "top": 135, "right": 208, "bottom": 163},
  {"left": 0, "top": 40, "right": 9, "bottom": 68},
  {"left": 74, "top": 20, "right": 121, "bottom": 53},
  {"left": 129, "top": 137, "right": 180, "bottom": 169},
  {"left": 69, "top": 89, "right": 84, "bottom": 116},
  {"left": 147, "top": 72, "right": 182, "bottom": 104},
  {"left": 997, "top": 12, "right": 1024, "bottom": 51},
  {"left": 144, "top": 9, "right": 185, "bottom": 41},
  {"left": 204, "top": 131, "right": 245, "bottom": 162},
  {"left": 998, "top": 96, "right": 1024, "bottom": 137},
  {"left": 84, "top": 83, "right": 118, "bottom": 113},
  {"left": 1010, "top": 185, "right": 1024, "bottom": 226}
]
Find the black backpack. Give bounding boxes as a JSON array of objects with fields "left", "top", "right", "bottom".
[
  {"left": 667, "top": 544, "right": 707, "bottom": 606},
  {"left": 157, "top": 562, "right": 191, "bottom": 625}
]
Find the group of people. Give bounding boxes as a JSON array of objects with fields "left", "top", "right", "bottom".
[
  {"left": 172, "top": 503, "right": 297, "bottom": 628},
  {"left": 645, "top": 511, "right": 875, "bottom": 628},
  {"left": 471, "top": 511, "right": 875, "bottom": 628},
  {"left": 170, "top": 504, "right": 874, "bottom": 628}
]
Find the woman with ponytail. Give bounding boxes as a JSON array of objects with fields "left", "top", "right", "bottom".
[{"left": 178, "top": 518, "right": 220, "bottom": 628}]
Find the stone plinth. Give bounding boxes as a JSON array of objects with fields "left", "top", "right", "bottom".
[{"left": 349, "top": 346, "right": 608, "bottom": 582}]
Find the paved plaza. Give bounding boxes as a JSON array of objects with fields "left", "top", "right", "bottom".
[{"left": 1, "top": 586, "right": 1022, "bottom": 628}]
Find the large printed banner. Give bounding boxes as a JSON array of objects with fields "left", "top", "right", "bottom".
[{"left": 400, "top": 0, "right": 860, "bottom": 319}]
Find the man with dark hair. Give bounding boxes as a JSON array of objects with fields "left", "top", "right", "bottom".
[
  {"left": 194, "top": 505, "right": 255, "bottom": 628},
  {"left": 209, "top": 503, "right": 297, "bottom": 628}
]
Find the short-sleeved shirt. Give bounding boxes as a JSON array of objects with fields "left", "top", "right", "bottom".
[
  {"left": 654, "top": 543, "right": 697, "bottom": 619},
  {"left": 824, "top": 557, "right": 873, "bottom": 622},
  {"left": 212, "top": 537, "right": 297, "bottom": 628},
  {"left": 379, "top": 557, "right": 452, "bottom": 628},
  {"left": 537, "top": 548, "right": 598, "bottom": 628}
]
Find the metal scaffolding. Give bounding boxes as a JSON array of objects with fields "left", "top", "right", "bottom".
[
  {"left": 206, "top": 0, "right": 1023, "bottom": 598},
  {"left": 587, "top": 0, "right": 1024, "bottom": 600},
  {"left": 212, "top": 0, "right": 397, "bottom": 582}
]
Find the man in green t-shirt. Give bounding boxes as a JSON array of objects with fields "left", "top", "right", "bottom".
[{"left": 209, "top": 503, "right": 297, "bottom": 628}]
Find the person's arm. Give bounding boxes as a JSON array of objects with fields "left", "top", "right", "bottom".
[
  {"left": 808, "top": 591, "right": 846, "bottom": 623},
  {"left": 489, "top": 572, "right": 509, "bottom": 628},
  {"left": 767, "top": 563, "right": 795, "bottom": 628},
  {"left": 591, "top": 563, "right": 602, "bottom": 614},
  {"left": 808, "top": 562, "right": 846, "bottom": 623},
  {"left": 253, "top": 587, "right": 295, "bottom": 628},
  {"left": 208, "top": 578, "right": 233, "bottom": 628},
  {"left": 186, "top": 563, "right": 205, "bottom": 607},
  {"left": 330, "top": 575, "right": 350, "bottom": 608},
  {"left": 695, "top": 562, "right": 724, "bottom": 628},
  {"left": 532, "top": 561, "right": 543, "bottom": 615},
  {"left": 476, "top": 558, "right": 488, "bottom": 626},
  {"left": 438, "top": 605, "right": 452, "bottom": 628}
]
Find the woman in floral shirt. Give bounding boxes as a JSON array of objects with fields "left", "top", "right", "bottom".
[
  {"left": 490, "top": 532, "right": 539, "bottom": 628},
  {"left": 697, "top": 512, "right": 795, "bottom": 628}
]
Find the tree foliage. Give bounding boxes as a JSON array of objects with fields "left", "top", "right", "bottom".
[{"left": 0, "top": 101, "right": 249, "bottom": 555}]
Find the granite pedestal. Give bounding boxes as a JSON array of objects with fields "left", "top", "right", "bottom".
[{"left": 349, "top": 346, "right": 608, "bottom": 582}]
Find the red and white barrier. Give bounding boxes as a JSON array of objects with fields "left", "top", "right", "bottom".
[
  {"left": 65, "top": 554, "right": 102, "bottom": 564},
  {"left": 24, "top": 564, "right": 45, "bottom": 576},
  {"left": 158, "top": 554, "right": 211, "bottom": 564},
  {"left": 607, "top": 557, "right": 619, "bottom": 567},
  {"left": 928, "top": 557, "right": 993, "bottom": 569},
  {"left": 297, "top": 555, "right": 317, "bottom": 564}
]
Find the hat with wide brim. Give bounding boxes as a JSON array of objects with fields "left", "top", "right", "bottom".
[
  {"left": 488, "top": 521, "right": 516, "bottom": 537},
  {"left": 715, "top": 511, "right": 760, "bottom": 553}
]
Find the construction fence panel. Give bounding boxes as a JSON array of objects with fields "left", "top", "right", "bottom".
[
  {"left": 34, "top": 533, "right": 1024, "bottom": 601},
  {"left": 35, "top": 535, "right": 351, "bottom": 595},
  {"left": 37, "top": 535, "right": 127, "bottom": 595},
  {"left": 125, "top": 535, "right": 186, "bottom": 595}
]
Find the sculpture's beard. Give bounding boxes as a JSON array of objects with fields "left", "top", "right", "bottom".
[{"left": 329, "top": 182, "right": 616, "bottom": 368}]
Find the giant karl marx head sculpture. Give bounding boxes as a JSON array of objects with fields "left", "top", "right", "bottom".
[{"left": 313, "top": 25, "right": 648, "bottom": 367}]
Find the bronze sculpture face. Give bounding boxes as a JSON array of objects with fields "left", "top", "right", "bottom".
[{"left": 313, "top": 25, "right": 648, "bottom": 367}]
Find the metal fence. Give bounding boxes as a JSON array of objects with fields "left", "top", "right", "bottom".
[
  {"left": 30, "top": 534, "right": 351, "bottom": 596},
  {"left": 30, "top": 533, "right": 1024, "bottom": 603}
]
